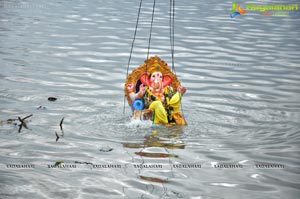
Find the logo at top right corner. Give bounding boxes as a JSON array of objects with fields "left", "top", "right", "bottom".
[{"left": 230, "top": 2, "right": 246, "bottom": 18}]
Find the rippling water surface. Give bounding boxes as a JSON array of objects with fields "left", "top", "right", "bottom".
[{"left": 1, "top": 0, "right": 300, "bottom": 198}]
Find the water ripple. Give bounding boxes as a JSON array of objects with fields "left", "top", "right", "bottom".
[{"left": 0, "top": 0, "right": 300, "bottom": 198}]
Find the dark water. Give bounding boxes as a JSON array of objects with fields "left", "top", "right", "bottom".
[{"left": 0, "top": 0, "right": 300, "bottom": 198}]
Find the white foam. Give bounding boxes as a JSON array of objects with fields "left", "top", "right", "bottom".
[
  {"left": 125, "top": 119, "right": 153, "bottom": 128},
  {"left": 211, "top": 183, "right": 238, "bottom": 187}
]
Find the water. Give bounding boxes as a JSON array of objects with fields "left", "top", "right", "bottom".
[{"left": 1, "top": 0, "right": 300, "bottom": 198}]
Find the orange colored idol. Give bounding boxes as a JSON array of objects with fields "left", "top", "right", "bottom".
[{"left": 124, "top": 56, "right": 187, "bottom": 125}]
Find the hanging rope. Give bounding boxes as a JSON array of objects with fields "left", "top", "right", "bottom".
[
  {"left": 123, "top": 0, "right": 185, "bottom": 118},
  {"left": 123, "top": 0, "right": 143, "bottom": 114},
  {"left": 145, "top": 0, "right": 156, "bottom": 73},
  {"left": 170, "top": 0, "right": 176, "bottom": 74},
  {"left": 125, "top": 0, "right": 143, "bottom": 78},
  {"left": 169, "top": 0, "right": 184, "bottom": 116}
]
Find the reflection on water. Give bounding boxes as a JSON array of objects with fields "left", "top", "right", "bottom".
[
  {"left": 123, "top": 127, "right": 184, "bottom": 184},
  {"left": 1, "top": 0, "right": 300, "bottom": 198},
  {"left": 123, "top": 127, "right": 185, "bottom": 150}
]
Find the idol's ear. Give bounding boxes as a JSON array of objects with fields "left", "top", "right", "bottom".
[
  {"left": 162, "top": 74, "right": 173, "bottom": 87},
  {"left": 139, "top": 73, "right": 151, "bottom": 87}
]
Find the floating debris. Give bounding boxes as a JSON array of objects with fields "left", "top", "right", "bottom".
[
  {"left": 1, "top": 114, "right": 32, "bottom": 132},
  {"left": 55, "top": 132, "right": 60, "bottom": 142},
  {"left": 36, "top": 105, "right": 46, "bottom": 110},
  {"left": 99, "top": 146, "right": 113, "bottom": 152},
  {"left": 123, "top": 143, "right": 145, "bottom": 148},
  {"left": 123, "top": 141, "right": 184, "bottom": 149},
  {"left": 139, "top": 175, "right": 168, "bottom": 183},
  {"left": 135, "top": 151, "right": 178, "bottom": 158},
  {"left": 18, "top": 114, "right": 33, "bottom": 133},
  {"left": 55, "top": 117, "right": 65, "bottom": 142},
  {"left": 22, "top": 114, "right": 33, "bottom": 120},
  {"left": 60, "top": 117, "right": 64, "bottom": 135},
  {"left": 74, "top": 161, "right": 94, "bottom": 166},
  {"left": 7, "top": 118, "right": 17, "bottom": 123},
  {"left": 48, "top": 97, "right": 57, "bottom": 101},
  {"left": 1, "top": 118, "right": 18, "bottom": 125},
  {"left": 54, "top": 160, "right": 64, "bottom": 167}
]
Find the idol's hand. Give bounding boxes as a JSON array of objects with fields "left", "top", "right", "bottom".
[
  {"left": 127, "top": 83, "right": 134, "bottom": 92},
  {"left": 177, "top": 85, "right": 187, "bottom": 94}
]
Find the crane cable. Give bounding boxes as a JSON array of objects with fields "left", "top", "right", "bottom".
[
  {"left": 170, "top": 0, "right": 176, "bottom": 74},
  {"left": 123, "top": 0, "right": 143, "bottom": 114},
  {"left": 124, "top": 0, "right": 184, "bottom": 116},
  {"left": 170, "top": 0, "right": 184, "bottom": 116},
  {"left": 145, "top": 0, "right": 156, "bottom": 73}
]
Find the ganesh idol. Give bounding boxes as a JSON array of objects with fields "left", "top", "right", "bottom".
[{"left": 125, "top": 56, "right": 187, "bottom": 125}]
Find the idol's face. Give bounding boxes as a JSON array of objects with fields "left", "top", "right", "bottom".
[{"left": 150, "top": 71, "right": 163, "bottom": 83}]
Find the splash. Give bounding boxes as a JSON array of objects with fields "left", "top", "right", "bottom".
[{"left": 125, "top": 118, "right": 153, "bottom": 128}]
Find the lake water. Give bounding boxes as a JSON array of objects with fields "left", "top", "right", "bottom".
[{"left": 0, "top": 0, "right": 300, "bottom": 198}]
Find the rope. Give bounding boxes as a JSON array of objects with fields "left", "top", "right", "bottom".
[
  {"left": 123, "top": 0, "right": 143, "bottom": 114},
  {"left": 145, "top": 0, "right": 156, "bottom": 73},
  {"left": 123, "top": 0, "right": 185, "bottom": 119},
  {"left": 170, "top": 0, "right": 176, "bottom": 74},
  {"left": 170, "top": 0, "right": 184, "bottom": 118},
  {"left": 169, "top": 0, "right": 184, "bottom": 117}
]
